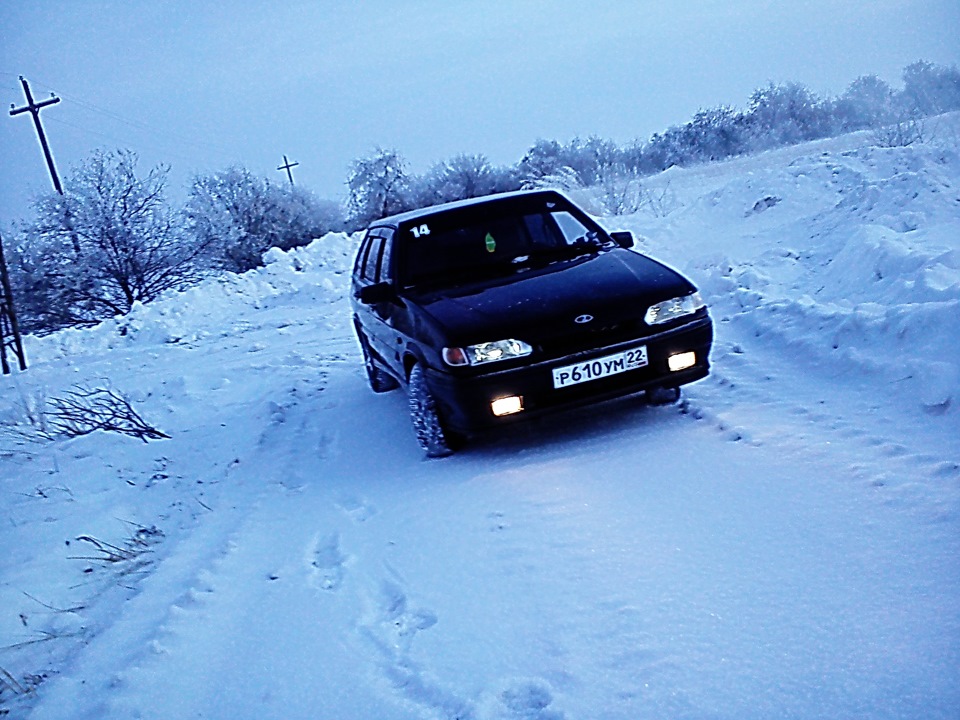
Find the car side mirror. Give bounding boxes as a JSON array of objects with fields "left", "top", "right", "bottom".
[
  {"left": 357, "top": 281, "right": 395, "bottom": 304},
  {"left": 610, "top": 231, "right": 634, "bottom": 249}
]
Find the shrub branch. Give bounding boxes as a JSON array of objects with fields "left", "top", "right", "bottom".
[{"left": 43, "top": 386, "right": 169, "bottom": 443}]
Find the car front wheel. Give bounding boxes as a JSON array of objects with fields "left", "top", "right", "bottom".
[{"left": 408, "top": 364, "right": 457, "bottom": 458}]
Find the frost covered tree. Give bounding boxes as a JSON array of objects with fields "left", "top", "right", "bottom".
[
  {"left": 427, "top": 153, "right": 496, "bottom": 201},
  {"left": 186, "top": 167, "right": 343, "bottom": 273},
  {"left": 346, "top": 148, "right": 411, "bottom": 228},
  {"left": 636, "top": 106, "right": 750, "bottom": 172},
  {"left": 412, "top": 153, "right": 519, "bottom": 208},
  {"left": 745, "top": 82, "right": 831, "bottom": 148},
  {"left": 901, "top": 60, "right": 960, "bottom": 117},
  {"left": 833, "top": 75, "right": 896, "bottom": 131},
  {"left": 331, "top": 59, "right": 960, "bottom": 227},
  {"left": 517, "top": 137, "right": 625, "bottom": 188},
  {"left": 14, "top": 149, "right": 201, "bottom": 331},
  {"left": 685, "top": 106, "right": 749, "bottom": 162},
  {"left": 561, "top": 136, "right": 620, "bottom": 187},
  {"left": 518, "top": 139, "right": 566, "bottom": 185}
]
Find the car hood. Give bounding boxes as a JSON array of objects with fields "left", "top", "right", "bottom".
[{"left": 413, "top": 249, "right": 696, "bottom": 345}]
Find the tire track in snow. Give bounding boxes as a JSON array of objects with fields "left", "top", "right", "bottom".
[
  {"left": 682, "top": 335, "right": 960, "bottom": 519},
  {"left": 92, "top": 375, "right": 404, "bottom": 718},
  {"left": 34, "top": 371, "right": 347, "bottom": 720}
]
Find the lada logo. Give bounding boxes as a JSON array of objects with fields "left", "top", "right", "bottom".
[{"left": 574, "top": 314, "right": 594, "bottom": 324}]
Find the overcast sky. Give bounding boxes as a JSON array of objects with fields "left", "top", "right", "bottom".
[{"left": 2, "top": 1, "right": 958, "bottom": 224}]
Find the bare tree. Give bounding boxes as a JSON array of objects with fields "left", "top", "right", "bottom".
[
  {"left": 346, "top": 148, "right": 410, "bottom": 228},
  {"left": 186, "top": 166, "right": 343, "bottom": 273},
  {"left": 19, "top": 149, "right": 202, "bottom": 330},
  {"left": 872, "top": 108, "right": 926, "bottom": 148}
]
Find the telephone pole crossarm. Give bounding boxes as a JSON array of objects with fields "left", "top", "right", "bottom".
[
  {"left": 9, "top": 76, "right": 64, "bottom": 195},
  {"left": 277, "top": 155, "right": 299, "bottom": 185}
]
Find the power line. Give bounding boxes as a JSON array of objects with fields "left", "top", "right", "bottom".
[
  {"left": 6, "top": 74, "right": 240, "bottom": 159},
  {"left": 60, "top": 96, "right": 239, "bottom": 157},
  {"left": 5, "top": 75, "right": 310, "bottom": 191},
  {"left": 44, "top": 115, "right": 216, "bottom": 167}
]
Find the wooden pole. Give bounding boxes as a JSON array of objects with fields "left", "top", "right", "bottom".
[
  {"left": 10, "top": 76, "right": 64, "bottom": 195},
  {"left": 277, "top": 155, "right": 299, "bottom": 185},
  {"left": 0, "top": 230, "right": 28, "bottom": 373}
]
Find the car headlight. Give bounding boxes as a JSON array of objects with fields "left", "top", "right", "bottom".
[
  {"left": 644, "top": 292, "right": 705, "bottom": 325},
  {"left": 443, "top": 339, "right": 533, "bottom": 366}
]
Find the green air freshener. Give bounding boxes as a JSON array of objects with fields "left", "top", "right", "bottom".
[{"left": 485, "top": 233, "right": 496, "bottom": 253}]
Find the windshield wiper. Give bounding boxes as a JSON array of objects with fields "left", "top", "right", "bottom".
[{"left": 524, "top": 236, "right": 605, "bottom": 265}]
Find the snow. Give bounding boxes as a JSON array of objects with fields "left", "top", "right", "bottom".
[{"left": 2, "top": 118, "right": 960, "bottom": 719}]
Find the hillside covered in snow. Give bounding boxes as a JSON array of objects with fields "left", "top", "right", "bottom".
[{"left": 2, "top": 119, "right": 959, "bottom": 719}]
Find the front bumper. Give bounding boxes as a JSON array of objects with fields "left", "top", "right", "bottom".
[{"left": 426, "top": 316, "right": 713, "bottom": 434}]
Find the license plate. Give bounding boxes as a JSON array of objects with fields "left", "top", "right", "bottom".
[{"left": 552, "top": 345, "right": 648, "bottom": 389}]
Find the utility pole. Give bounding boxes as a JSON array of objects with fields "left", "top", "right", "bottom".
[
  {"left": 0, "top": 230, "right": 28, "bottom": 374},
  {"left": 10, "top": 76, "right": 64, "bottom": 195},
  {"left": 10, "top": 76, "right": 80, "bottom": 254},
  {"left": 277, "top": 155, "right": 299, "bottom": 185}
]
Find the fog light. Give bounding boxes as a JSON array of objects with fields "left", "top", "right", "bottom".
[
  {"left": 668, "top": 351, "right": 696, "bottom": 372},
  {"left": 491, "top": 396, "right": 523, "bottom": 417}
]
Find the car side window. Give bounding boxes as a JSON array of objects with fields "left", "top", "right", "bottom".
[
  {"left": 552, "top": 211, "right": 592, "bottom": 244},
  {"left": 354, "top": 232, "right": 374, "bottom": 279},
  {"left": 376, "top": 229, "right": 394, "bottom": 283},
  {"left": 362, "top": 234, "right": 384, "bottom": 282}
]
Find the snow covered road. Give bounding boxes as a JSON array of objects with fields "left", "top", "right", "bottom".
[
  {"left": 3, "top": 124, "right": 960, "bottom": 718},
  {"left": 21, "top": 355, "right": 960, "bottom": 719}
]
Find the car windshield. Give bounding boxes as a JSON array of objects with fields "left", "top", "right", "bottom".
[{"left": 397, "top": 203, "right": 606, "bottom": 289}]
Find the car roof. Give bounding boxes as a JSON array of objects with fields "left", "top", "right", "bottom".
[{"left": 368, "top": 189, "right": 574, "bottom": 230}]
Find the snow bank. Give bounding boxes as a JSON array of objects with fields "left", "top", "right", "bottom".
[
  {"left": 23, "top": 232, "right": 359, "bottom": 363},
  {"left": 605, "top": 118, "right": 960, "bottom": 416},
  {"left": 18, "top": 121, "right": 960, "bottom": 417}
]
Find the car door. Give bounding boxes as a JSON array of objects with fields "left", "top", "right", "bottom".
[{"left": 354, "top": 228, "right": 403, "bottom": 376}]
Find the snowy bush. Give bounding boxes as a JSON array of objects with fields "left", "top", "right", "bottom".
[
  {"left": 346, "top": 149, "right": 519, "bottom": 226},
  {"left": 518, "top": 136, "right": 622, "bottom": 188},
  {"left": 872, "top": 110, "right": 926, "bottom": 148},
  {"left": 597, "top": 166, "right": 646, "bottom": 215},
  {"left": 412, "top": 153, "right": 518, "bottom": 208},
  {"left": 521, "top": 165, "right": 582, "bottom": 192},
  {"left": 832, "top": 75, "right": 897, "bottom": 131},
  {"left": 901, "top": 60, "right": 960, "bottom": 117},
  {"left": 419, "top": 153, "right": 497, "bottom": 203},
  {"left": 186, "top": 166, "right": 343, "bottom": 273},
  {"left": 11, "top": 149, "right": 203, "bottom": 333},
  {"left": 517, "top": 139, "right": 567, "bottom": 185},
  {"left": 345, "top": 147, "right": 412, "bottom": 228},
  {"left": 744, "top": 82, "right": 834, "bottom": 149},
  {"left": 596, "top": 162, "right": 681, "bottom": 218}
]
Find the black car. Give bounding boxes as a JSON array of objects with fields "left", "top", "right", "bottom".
[{"left": 351, "top": 189, "right": 713, "bottom": 456}]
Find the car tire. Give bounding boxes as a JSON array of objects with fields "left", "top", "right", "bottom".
[
  {"left": 408, "top": 363, "right": 457, "bottom": 458},
  {"left": 646, "top": 386, "right": 681, "bottom": 405},
  {"left": 359, "top": 334, "right": 399, "bottom": 393}
]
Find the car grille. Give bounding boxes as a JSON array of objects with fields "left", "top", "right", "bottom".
[{"left": 537, "top": 319, "right": 647, "bottom": 358}]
